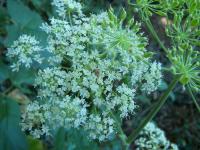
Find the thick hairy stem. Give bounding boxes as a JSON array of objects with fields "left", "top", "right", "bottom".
[
  {"left": 187, "top": 85, "right": 200, "bottom": 113},
  {"left": 127, "top": 75, "right": 181, "bottom": 144},
  {"left": 110, "top": 112, "right": 129, "bottom": 150}
]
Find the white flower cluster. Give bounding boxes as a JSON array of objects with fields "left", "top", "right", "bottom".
[
  {"left": 21, "top": 101, "right": 48, "bottom": 138},
  {"left": 85, "top": 114, "right": 115, "bottom": 141},
  {"left": 8, "top": 0, "right": 162, "bottom": 141},
  {"left": 141, "top": 62, "right": 162, "bottom": 94},
  {"left": 7, "top": 35, "right": 43, "bottom": 71},
  {"left": 35, "top": 67, "right": 68, "bottom": 98},
  {"left": 40, "top": 16, "right": 90, "bottom": 64},
  {"left": 52, "top": 0, "right": 82, "bottom": 17},
  {"left": 135, "top": 122, "right": 179, "bottom": 150}
]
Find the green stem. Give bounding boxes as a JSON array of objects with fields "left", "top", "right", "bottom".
[
  {"left": 138, "top": 10, "right": 168, "bottom": 53},
  {"left": 68, "top": 11, "right": 72, "bottom": 25},
  {"left": 110, "top": 112, "right": 129, "bottom": 150},
  {"left": 146, "top": 19, "right": 168, "bottom": 53},
  {"left": 187, "top": 85, "right": 200, "bottom": 113},
  {"left": 127, "top": 75, "right": 181, "bottom": 144}
]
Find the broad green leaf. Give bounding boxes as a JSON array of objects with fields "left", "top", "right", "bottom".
[
  {"left": 32, "top": 0, "right": 53, "bottom": 16},
  {"left": 0, "top": 7, "right": 10, "bottom": 26},
  {"left": 10, "top": 68, "right": 36, "bottom": 87},
  {"left": 0, "top": 60, "right": 10, "bottom": 83},
  {"left": 4, "top": 24, "right": 20, "bottom": 47},
  {"left": 7, "top": 0, "right": 42, "bottom": 27},
  {"left": 5, "top": 0, "right": 46, "bottom": 46},
  {"left": 0, "top": 96, "right": 27, "bottom": 150}
]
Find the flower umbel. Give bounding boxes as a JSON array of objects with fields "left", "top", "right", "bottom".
[
  {"left": 135, "top": 122, "right": 179, "bottom": 150},
  {"left": 9, "top": 0, "right": 162, "bottom": 142},
  {"left": 168, "top": 45, "right": 200, "bottom": 92},
  {"left": 7, "top": 35, "right": 43, "bottom": 71}
]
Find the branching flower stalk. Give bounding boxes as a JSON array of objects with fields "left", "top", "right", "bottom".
[
  {"left": 110, "top": 111, "right": 129, "bottom": 150},
  {"left": 137, "top": 10, "right": 168, "bottom": 53},
  {"left": 187, "top": 85, "right": 200, "bottom": 113},
  {"left": 127, "top": 0, "right": 200, "bottom": 147}
]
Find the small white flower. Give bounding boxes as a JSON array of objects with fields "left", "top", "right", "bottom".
[
  {"left": 52, "top": 0, "right": 82, "bottom": 18},
  {"left": 135, "top": 122, "right": 179, "bottom": 150},
  {"left": 141, "top": 62, "right": 162, "bottom": 94},
  {"left": 7, "top": 35, "right": 43, "bottom": 71}
]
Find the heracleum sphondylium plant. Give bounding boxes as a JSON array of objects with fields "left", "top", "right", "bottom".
[{"left": 7, "top": 0, "right": 162, "bottom": 142}]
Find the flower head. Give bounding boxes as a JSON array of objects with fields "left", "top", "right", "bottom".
[
  {"left": 135, "top": 122, "right": 179, "bottom": 150},
  {"left": 52, "top": 0, "right": 82, "bottom": 17},
  {"left": 168, "top": 45, "right": 200, "bottom": 92},
  {"left": 7, "top": 35, "right": 43, "bottom": 71},
  {"left": 10, "top": 0, "right": 163, "bottom": 142}
]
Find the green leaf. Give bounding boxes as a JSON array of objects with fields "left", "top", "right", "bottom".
[
  {"left": 4, "top": 24, "right": 21, "bottom": 46},
  {"left": 0, "top": 7, "right": 10, "bottom": 26},
  {"left": 0, "top": 60, "right": 10, "bottom": 83},
  {"left": 7, "top": 0, "right": 42, "bottom": 26},
  {"left": 4, "top": 0, "right": 46, "bottom": 46},
  {"left": 54, "top": 127, "right": 66, "bottom": 150},
  {"left": 31, "top": 0, "right": 53, "bottom": 16},
  {"left": 10, "top": 69, "right": 36, "bottom": 87},
  {"left": 27, "top": 136, "right": 44, "bottom": 150},
  {"left": 0, "top": 96, "right": 27, "bottom": 150}
]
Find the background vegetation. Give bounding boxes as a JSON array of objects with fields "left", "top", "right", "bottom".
[{"left": 0, "top": 0, "right": 199, "bottom": 149}]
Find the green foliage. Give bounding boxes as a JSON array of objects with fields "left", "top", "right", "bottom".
[
  {"left": 0, "top": 96, "right": 27, "bottom": 150},
  {"left": 0, "top": 60, "right": 10, "bottom": 83},
  {"left": 130, "top": 0, "right": 200, "bottom": 92},
  {"left": 27, "top": 136, "right": 44, "bottom": 150},
  {"left": 55, "top": 128, "right": 123, "bottom": 150},
  {"left": 4, "top": 0, "right": 46, "bottom": 46}
]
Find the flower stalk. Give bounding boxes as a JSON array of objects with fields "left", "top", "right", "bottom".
[
  {"left": 127, "top": 74, "right": 181, "bottom": 144},
  {"left": 187, "top": 85, "right": 200, "bottom": 113},
  {"left": 110, "top": 112, "right": 129, "bottom": 150},
  {"left": 138, "top": 10, "right": 168, "bottom": 53}
]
